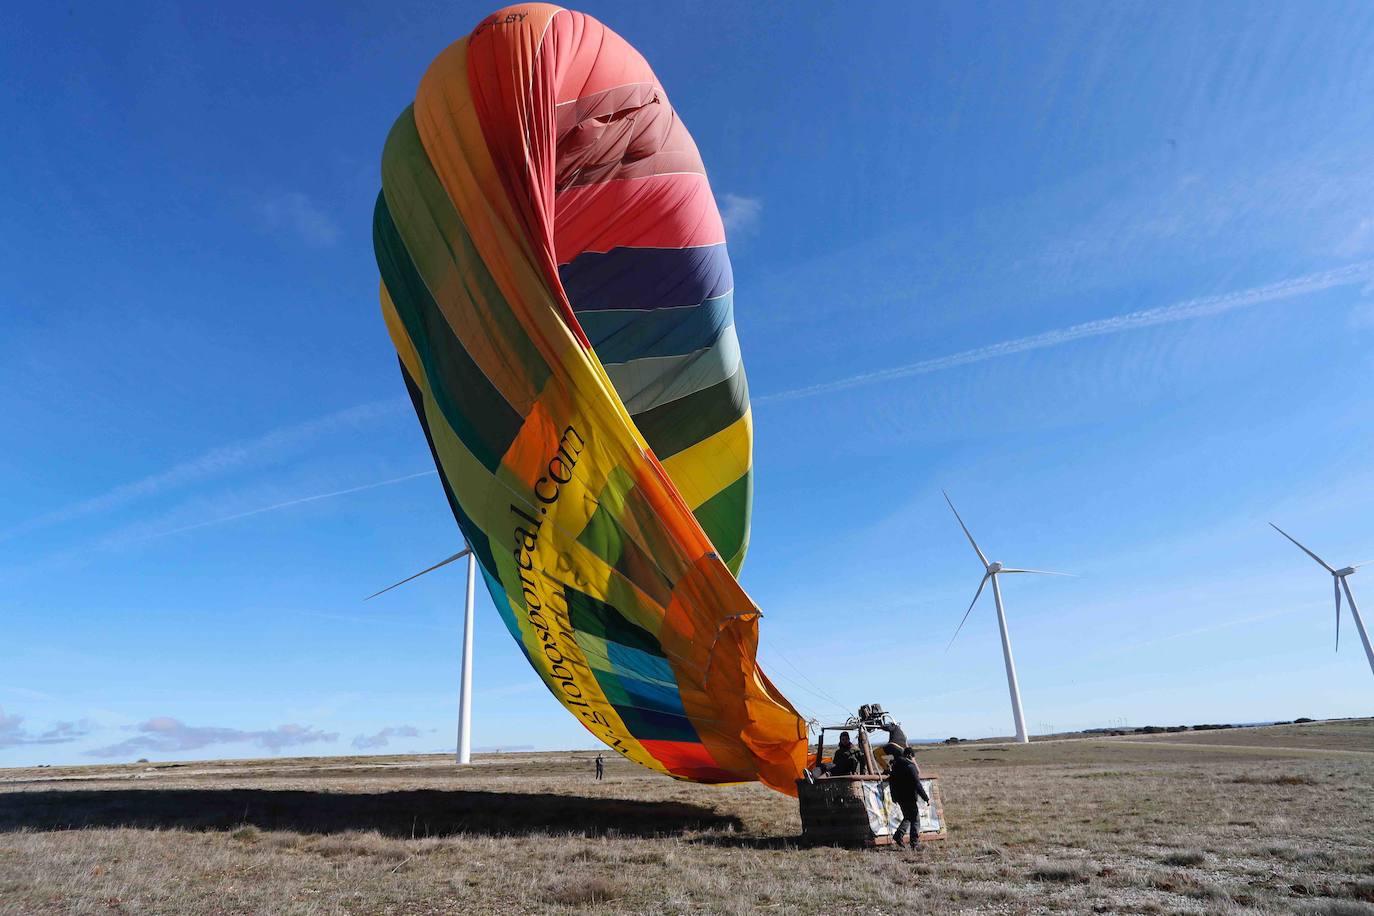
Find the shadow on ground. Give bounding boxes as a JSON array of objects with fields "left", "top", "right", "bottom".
[
  {"left": 689, "top": 833, "right": 802, "bottom": 849},
  {"left": 0, "top": 789, "right": 742, "bottom": 838}
]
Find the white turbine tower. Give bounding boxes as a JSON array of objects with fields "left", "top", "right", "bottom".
[
  {"left": 943, "top": 490, "right": 1070, "bottom": 745},
  {"left": 1270, "top": 523, "right": 1374, "bottom": 677},
  {"left": 367, "top": 546, "right": 477, "bottom": 764}
]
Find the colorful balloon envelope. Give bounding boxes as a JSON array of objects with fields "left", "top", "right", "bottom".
[{"left": 372, "top": 3, "right": 806, "bottom": 792}]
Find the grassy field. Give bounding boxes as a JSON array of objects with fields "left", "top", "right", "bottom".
[{"left": 1, "top": 719, "right": 1371, "bottom": 914}]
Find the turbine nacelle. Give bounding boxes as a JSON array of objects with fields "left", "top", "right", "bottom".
[
  {"left": 942, "top": 490, "right": 1074, "bottom": 655},
  {"left": 1270, "top": 523, "right": 1374, "bottom": 659}
]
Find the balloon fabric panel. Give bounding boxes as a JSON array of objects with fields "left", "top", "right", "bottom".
[{"left": 374, "top": 3, "right": 804, "bottom": 793}]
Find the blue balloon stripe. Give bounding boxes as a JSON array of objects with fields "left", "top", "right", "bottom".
[{"left": 559, "top": 244, "right": 733, "bottom": 312}]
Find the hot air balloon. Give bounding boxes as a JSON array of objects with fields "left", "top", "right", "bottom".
[{"left": 372, "top": 3, "right": 806, "bottom": 793}]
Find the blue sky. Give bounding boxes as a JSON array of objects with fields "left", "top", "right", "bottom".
[{"left": 4, "top": 1, "right": 1374, "bottom": 766}]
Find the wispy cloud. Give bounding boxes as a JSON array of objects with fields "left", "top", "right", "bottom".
[
  {"left": 0, "top": 465, "right": 437, "bottom": 586},
  {"left": 758, "top": 261, "right": 1374, "bottom": 404},
  {"left": 0, "top": 707, "right": 94, "bottom": 749},
  {"left": 1091, "top": 606, "right": 1304, "bottom": 663},
  {"left": 351, "top": 725, "right": 424, "bottom": 750},
  {"left": 1336, "top": 216, "right": 1374, "bottom": 257},
  {"left": 0, "top": 685, "right": 57, "bottom": 702},
  {"left": 3, "top": 399, "right": 406, "bottom": 541},
  {"left": 137, "top": 470, "right": 436, "bottom": 541},
  {"left": 84, "top": 716, "right": 338, "bottom": 759},
  {"left": 256, "top": 191, "right": 341, "bottom": 247},
  {"left": 719, "top": 193, "right": 762, "bottom": 237},
  {"left": 1349, "top": 298, "right": 1374, "bottom": 330}
]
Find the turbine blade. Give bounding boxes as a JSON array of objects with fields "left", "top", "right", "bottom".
[
  {"left": 365, "top": 548, "right": 472, "bottom": 600},
  {"left": 1269, "top": 523, "right": 1335, "bottom": 573},
  {"left": 1000, "top": 568, "right": 1076, "bottom": 577},
  {"left": 943, "top": 489, "right": 990, "bottom": 567},
  {"left": 945, "top": 574, "right": 990, "bottom": 653},
  {"left": 1335, "top": 578, "right": 1342, "bottom": 653}
]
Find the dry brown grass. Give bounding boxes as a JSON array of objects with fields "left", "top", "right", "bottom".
[{"left": 1, "top": 718, "right": 1371, "bottom": 914}]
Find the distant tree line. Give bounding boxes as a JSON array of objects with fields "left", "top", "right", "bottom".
[
  {"left": 1089, "top": 717, "right": 1315, "bottom": 736},
  {"left": 937, "top": 717, "right": 1315, "bottom": 745}
]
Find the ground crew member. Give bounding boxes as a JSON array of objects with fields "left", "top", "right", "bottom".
[
  {"left": 887, "top": 746, "right": 929, "bottom": 847},
  {"left": 594, "top": 754, "right": 604, "bottom": 780}
]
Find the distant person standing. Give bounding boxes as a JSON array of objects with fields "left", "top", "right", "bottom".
[
  {"left": 594, "top": 753, "right": 604, "bottom": 781},
  {"left": 887, "top": 746, "right": 929, "bottom": 848}
]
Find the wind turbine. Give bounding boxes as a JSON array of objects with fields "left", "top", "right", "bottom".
[
  {"left": 367, "top": 546, "right": 477, "bottom": 764},
  {"left": 943, "top": 490, "right": 1071, "bottom": 745},
  {"left": 1270, "top": 523, "right": 1374, "bottom": 677}
]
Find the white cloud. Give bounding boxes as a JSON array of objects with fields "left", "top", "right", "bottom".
[
  {"left": 0, "top": 707, "right": 94, "bottom": 749},
  {"left": 758, "top": 260, "right": 1374, "bottom": 404},
  {"left": 719, "top": 193, "right": 762, "bottom": 237},
  {"left": 351, "top": 725, "right": 424, "bottom": 750},
  {"left": 256, "top": 191, "right": 341, "bottom": 247},
  {"left": 85, "top": 716, "right": 338, "bottom": 759}
]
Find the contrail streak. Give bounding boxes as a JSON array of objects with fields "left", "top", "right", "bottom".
[
  {"left": 139, "top": 470, "right": 437, "bottom": 540},
  {"left": 1085, "top": 606, "right": 1302, "bottom": 663},
  {"left": 1, "top": 398, "right": 408, "bottom": 540},
  {"left": 756, "top": 261, "right": 1374, "bottom": 404}
]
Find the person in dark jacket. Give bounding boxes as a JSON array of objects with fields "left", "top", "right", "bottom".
[
  {"left": 830, "top": 731, "right": 864, "bottom": 776},
  {"left": 594, "top": 754, "right": 604, "bottom": 780},
  {"left": 887, "top": 746, "right": 929, "bottom": 847}
]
